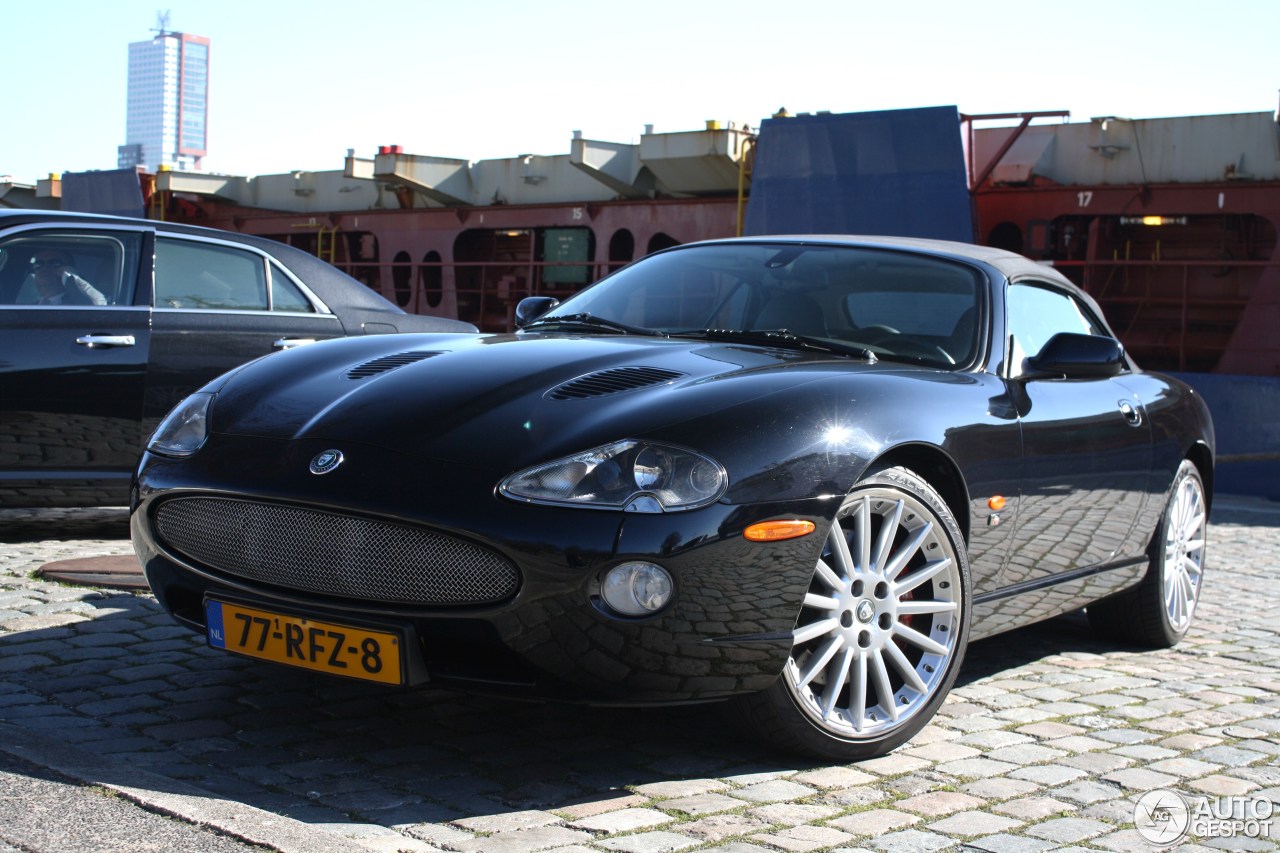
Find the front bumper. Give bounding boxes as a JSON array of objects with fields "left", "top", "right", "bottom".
[{"left": 132, "top": 434, "right": 831, "bottom": 704}]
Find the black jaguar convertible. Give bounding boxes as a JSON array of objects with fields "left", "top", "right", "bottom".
[{"left": 131, "top": 236, "right": 1213, "bottom": 759}]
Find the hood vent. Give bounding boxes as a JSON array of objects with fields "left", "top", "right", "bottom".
[
  {"left": 548, "top": 366, "right": 685, "bottom": 400},
  {"left": 346, "top": 350, "right": 441, "bottom": 380}
]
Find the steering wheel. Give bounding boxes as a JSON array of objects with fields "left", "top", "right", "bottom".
[
  {"left": 855, "top": 324, "right": 901, "bottom": 344},
  {"left": 853, "top": 325, "right": 955, "bottom": 365},
  {"left": 890, "top": 339, "right": 956, "bottom": 365}
]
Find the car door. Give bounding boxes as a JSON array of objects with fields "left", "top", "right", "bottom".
[
  {"left": 144, "top": 232, "right": 346, "bottom": 431},
  {"left": 1002, "top": 280, "right": 1152, "bottom": 586},
  {"left": 0, "top": 224, "right": 149, "bottom": 506}
]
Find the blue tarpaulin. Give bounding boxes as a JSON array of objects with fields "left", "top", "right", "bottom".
[
  {"left": 743, "top": 107, "right": 973, "bottom": 242},
  {"left": 61, "top": 169, "right": 145, "bottom": 218},
  {"left": 1171, "top": 372, "right": 1280, "bottom": 500}
]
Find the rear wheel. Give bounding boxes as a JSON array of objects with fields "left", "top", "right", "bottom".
[
  {"left": 734, "top": 465, "right": 970, "bottom": 760},
  {"left": 1088, "top": 460, "right": 1207, "bottom": 647}
]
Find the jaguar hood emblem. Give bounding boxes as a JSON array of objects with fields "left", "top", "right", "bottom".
[{"left": 309, "top": 449, "right": 344, "bottom": 475}]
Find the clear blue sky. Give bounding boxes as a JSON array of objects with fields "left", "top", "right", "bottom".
[{"left": 4, "top": 0, "right": 1278, "bottom": 185}]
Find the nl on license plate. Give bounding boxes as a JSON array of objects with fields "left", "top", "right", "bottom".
[{"left": 205, "top": 599, "right": 403, "bottom": 685}]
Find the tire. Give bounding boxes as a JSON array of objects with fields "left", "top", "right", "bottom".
[
  {"left": 1088, "top": 459, "right": 1207, "bottom": 647},
  {"left": 733, "top": 465, "right": 971, "bottom": 761}
]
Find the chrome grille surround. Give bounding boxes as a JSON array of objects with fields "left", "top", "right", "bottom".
[{"left": 153, "top": 497, "right": 519, "bottom": 606}]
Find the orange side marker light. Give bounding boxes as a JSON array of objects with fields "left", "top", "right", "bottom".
[
  {"left": 744, "top": 520, "right": 816, "bottom": 542},
  {"left": 988, "top": 495, "right": 1007, "bottom": 511}
]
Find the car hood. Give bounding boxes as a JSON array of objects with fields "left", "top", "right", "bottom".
[{"left": 208, "top": 332, "right": 892, "bottom": 470}]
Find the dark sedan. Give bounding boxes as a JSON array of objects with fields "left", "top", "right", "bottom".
[
  {"left": 131, "top": 236, "right": 1213, "bottom": 759},
  {"left": 0, "top": 210, "right": 473, "bottom": 507}
]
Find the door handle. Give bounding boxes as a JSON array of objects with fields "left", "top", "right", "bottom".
[
  {"left": 75, "top": 334, "right": 136, "bottom": 349},
  {"left": 273, "top": 338, "right": 318, "bottom": 350},
  {"left": 1117, "top": 399, "right": 1143, "bottom": 427}
]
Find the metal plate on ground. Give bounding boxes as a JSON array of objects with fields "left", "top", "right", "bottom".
[{"left": 36, "top": 555, "right": 147, "bottom": 589}]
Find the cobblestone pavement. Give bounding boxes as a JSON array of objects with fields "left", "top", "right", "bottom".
[{"left": 1, "top": 498, "right": 1277, "bottom": 853}]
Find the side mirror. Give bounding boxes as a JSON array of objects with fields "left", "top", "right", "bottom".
[
  {"left": 515, "top": 296, "right": 560, "bottom": 329},
  {"left": 1025, "top": 332, "right": 1126, "bottom": 378}
]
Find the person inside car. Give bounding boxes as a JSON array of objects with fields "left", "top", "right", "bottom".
[{"left": 31, "top": 250, "right": 107, "bottom": 306}]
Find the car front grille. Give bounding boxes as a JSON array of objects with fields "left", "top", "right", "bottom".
[{"left": 153, "top": 497, "right": 519, "bottom": 606}]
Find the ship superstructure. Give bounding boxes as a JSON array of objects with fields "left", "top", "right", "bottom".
[{"left": 130, "top": 107, "right": 1280, "bottom": 380}]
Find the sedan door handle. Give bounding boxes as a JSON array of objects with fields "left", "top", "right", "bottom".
[
  {"left": 1117, "top": 399, "right": 1143, "bottom": 427},
  {"left": 75, "top": 334, "right": 136, "bottom": 349},
  {"left": 273, "top": 338, "right": 318, "bottom": 350}
]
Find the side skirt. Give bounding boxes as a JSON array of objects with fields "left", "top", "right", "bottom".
[{"left": 970, "top": 556, "right": 1148, "bottom": 642}]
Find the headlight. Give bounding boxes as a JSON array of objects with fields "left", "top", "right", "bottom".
[
  {"left": 147, "top": 392, "right": 213, "bottom": 457},
  {"left": 499, "top": 440, "right": 727, "bottom": 512}
]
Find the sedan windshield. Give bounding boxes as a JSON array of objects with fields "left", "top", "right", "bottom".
[{"left": 532, "top": 243, "right": 984, "bottom": 368}]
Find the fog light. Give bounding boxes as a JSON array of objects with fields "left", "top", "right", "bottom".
[{"left": 600, "top": 562, "right": 673, "bottom": 616}]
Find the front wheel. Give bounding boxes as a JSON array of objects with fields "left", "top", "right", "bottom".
[{"left": 733, "top": 465, "right": 971, "bottom": 760}]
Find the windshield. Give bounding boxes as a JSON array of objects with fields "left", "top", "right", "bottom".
[{"left": 535, "top": 243, "right": 985, "bottom": 368}]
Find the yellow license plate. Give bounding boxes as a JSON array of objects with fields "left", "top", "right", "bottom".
[{"left": 205, "top": 599, "right": 403, "bottom": 685}]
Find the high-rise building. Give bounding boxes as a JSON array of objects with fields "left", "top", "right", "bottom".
[{"left": 118, "top": 23, "right": 209, "bottom": 172}]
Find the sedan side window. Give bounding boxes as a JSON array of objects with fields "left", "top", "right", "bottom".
[
  {"left": 268, "top": 263, "right": 317, "bottom": 313},
  {"left": 155, "top": 238, "right": 268, "bottom": 310},
  {"left": 0, "top": 231, "right": 140, "bottom": 307},
  {"left": 1007, "top": 282, "right": 1107, "bottom": 375}
]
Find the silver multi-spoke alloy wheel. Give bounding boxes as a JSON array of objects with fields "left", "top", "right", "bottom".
[
  {"left": 786, "top": 484, "right": 962, "bottom": 739},
  {"left": 1162, "top": 470, "right": 1206, "bottom": 634},
  {"left": 1088, "top": 459, "right": 1208, "bottom": 648},
  {"left": 733, "top": 465, "right": 970, "bottom": 760}
]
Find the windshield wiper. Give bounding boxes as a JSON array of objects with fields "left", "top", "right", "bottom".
[
  {"left": 523, "top": 312, "right": 664, "bottom": 336},
  {"left": 669, "top": 329, "right": 876, "bottom": 361}
]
